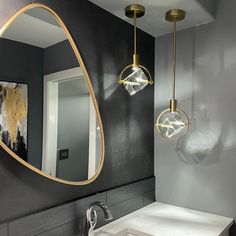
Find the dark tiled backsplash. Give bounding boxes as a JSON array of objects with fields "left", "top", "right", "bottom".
[
  {"left": 1, "top": 177, "right": 155, "bottom": 236},
  {"left": 0, "top": 224, "right": 8, "bottom": 236}
]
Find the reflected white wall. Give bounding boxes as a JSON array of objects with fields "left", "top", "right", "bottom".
[{"left": 155, "top": 0, "right": 236, "bottom": 219}]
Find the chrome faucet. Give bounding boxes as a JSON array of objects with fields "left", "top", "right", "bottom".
[{"left": 83, "top": 201, "right": 113, "bottom": 236}]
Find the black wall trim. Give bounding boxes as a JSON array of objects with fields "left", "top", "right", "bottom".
[{"left": 0, "top": 177, "right": 155, "bottom": 236}]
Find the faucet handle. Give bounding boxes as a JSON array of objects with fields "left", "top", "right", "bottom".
[
  {"left": 86, "top": 208, "right": 97, "bottom": 230},
  {"left": 84, "top": 202, "right": 113, "bottom": 236}
]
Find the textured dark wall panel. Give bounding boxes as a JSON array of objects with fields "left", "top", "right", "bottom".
[{"left": 0, "top": 0, "right": 154, "bottom": 223}]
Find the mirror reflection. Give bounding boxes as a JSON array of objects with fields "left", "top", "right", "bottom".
[{"left": 0, "top": 7, "right": 103, "bottom": 183}]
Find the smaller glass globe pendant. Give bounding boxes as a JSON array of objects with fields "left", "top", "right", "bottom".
[
  {"left": 155, "top": 9, "right": 190, "bottom": 139},
  {"left": 156, "top": 104, "right": 190, "bottom": 139},
  {"left": 118, "top": 4, "right": 153, "bottom": 96}
]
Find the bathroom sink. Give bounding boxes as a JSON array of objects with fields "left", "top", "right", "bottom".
[{"left": 95, "top": 228, "right": 154, "bottom": 236}]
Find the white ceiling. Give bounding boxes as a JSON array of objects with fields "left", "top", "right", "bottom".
[
  {"left": 88, "top": 0, "right": 216, "bottom": 37},
  {"left": 2, "top": 12, "right": 67, "bottom": 48}
]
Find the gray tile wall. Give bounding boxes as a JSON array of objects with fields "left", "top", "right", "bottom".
[{"left": 1, "top": 177, "right": 155, "bottom": 236}]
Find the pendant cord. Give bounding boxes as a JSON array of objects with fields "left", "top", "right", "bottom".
[
  {"left": 134, "top": 11, "right": 137, "bottom": 55},
  {"left": 172, "top": 18, "right": 176, "bottom": 100}
]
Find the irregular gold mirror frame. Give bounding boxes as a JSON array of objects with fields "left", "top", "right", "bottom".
[{"left": 0, "top": 3, "right": 105, "bottom": 185}]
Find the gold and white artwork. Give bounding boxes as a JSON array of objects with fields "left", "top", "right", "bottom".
[{"left": 0, "top": 81, "right": 28, "bottom": 161}]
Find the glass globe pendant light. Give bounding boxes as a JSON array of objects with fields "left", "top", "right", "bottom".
[
  {"left": 118, "top": 4, "right": 153, "bottom": 96},
  {"left": 155, "top": 9, "right": 190, "bottom": 139}
]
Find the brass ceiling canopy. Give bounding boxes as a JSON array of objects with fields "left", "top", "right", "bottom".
[
  {"left": 165, "top": 9, "right": 186, "bottom": 22},
  {"left": 155, "top": 9, "right": 190, "bottom": 140},
  {"left": 125, "top": 4, "right": 145, "bottom": 18},
  {"left": 118, "top": 4, "right": 153, "bottom": 96}
]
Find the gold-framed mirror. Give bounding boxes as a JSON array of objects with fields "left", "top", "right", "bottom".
[{"left": 0, "top": 3, "right": 105, "bottom": 185}]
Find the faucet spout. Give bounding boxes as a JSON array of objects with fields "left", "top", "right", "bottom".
[
  {"left": 88, "top": 201, "right": 113, "bottom": 221},
  {"left": 83, "top": 201, "right": 113, "bottom": 236}
]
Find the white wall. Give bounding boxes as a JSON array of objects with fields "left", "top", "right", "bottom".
[{"left": 155, "top": 0, "right": 236, "bottom": 219}]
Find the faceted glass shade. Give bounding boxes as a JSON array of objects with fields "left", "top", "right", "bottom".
[
  {"left": 123, "top": 67, "right": 149, "bottom": 96},
  {"left": 156, "top": 108, "right": 190, "bottom": 139}
]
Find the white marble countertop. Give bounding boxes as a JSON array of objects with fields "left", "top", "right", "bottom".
[{"left": 95, "top": 203, "right": 234, "bottom": 236}]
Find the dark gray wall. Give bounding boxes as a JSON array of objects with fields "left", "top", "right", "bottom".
[
  {"left": 0, "top": 0, "right": 154, "bottom": 223},
  {"left": 155, "top": 0, "right": 236, "bottom": 222},
  {"left": 0, "top": 38, "right": 43, "bottom": 169},
  {"left": 44, "top": 40, "right": 79, "bottom": 75}
]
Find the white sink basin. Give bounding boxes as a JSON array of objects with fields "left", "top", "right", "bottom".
[{"left": 95, "top": 228, "right": 154, "bottom": 236}]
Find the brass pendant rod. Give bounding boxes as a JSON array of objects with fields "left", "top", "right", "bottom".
[
  {"left": 134, "top": 11, "right": 137, "bottom": 55},
  {"left": 172, "top": 18, "right": 177, "bottom": 100},
  {"left": 165, "top": 9, "right": 185, "bottom": 112}
]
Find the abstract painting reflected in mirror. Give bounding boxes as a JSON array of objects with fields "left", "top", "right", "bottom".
[
  {"left": 0, "top": 81, "right": 28, "bottom": 161},
  {"left": 0, "top": 4, "right": 104, "bottom": 185}
]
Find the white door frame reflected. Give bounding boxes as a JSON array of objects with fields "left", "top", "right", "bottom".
[
  {"left": 42, "top": 67, "right": 96, "bottom": 178},
  {"left": 88, "top": 96, "right": 98, "bottom": 179}
]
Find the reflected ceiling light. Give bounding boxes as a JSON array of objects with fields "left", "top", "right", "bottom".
[
  {"left": 118, "top": 4, "right": 153, "bottom": 96},
  {"left": 155, "top": 9, "right": 190, "bottom": 139}
]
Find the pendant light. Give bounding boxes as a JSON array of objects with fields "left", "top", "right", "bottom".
[
  {"left": 155, "top": 9, "right": 190, "bottom": 139},
  {"left": 118, "top": 4, "right": 153, "bottom": 96}
]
